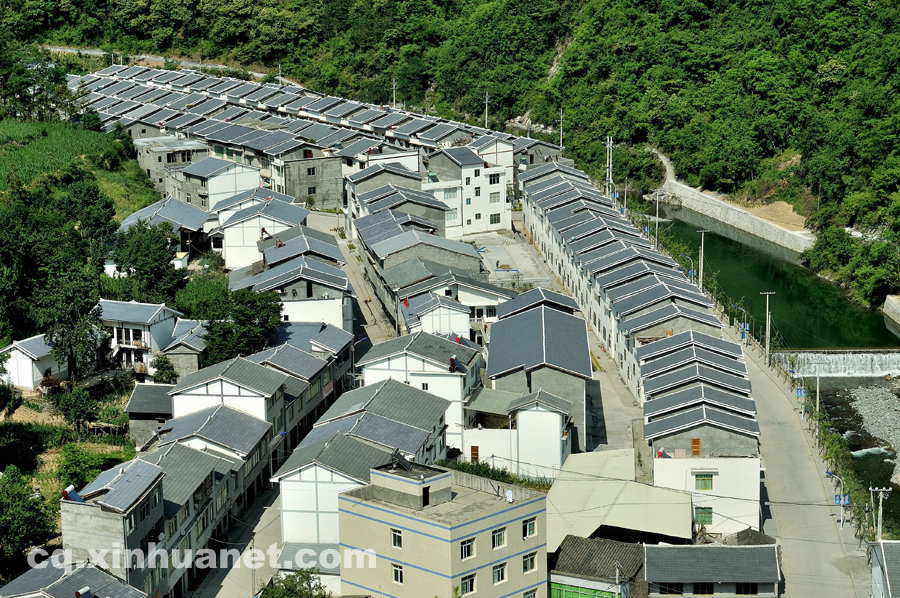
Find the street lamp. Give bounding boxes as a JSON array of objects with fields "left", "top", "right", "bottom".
[
  {"left": 826, "top": 471, "right": 845, "bottom": 528},
  {"left": 759, "top": 291, "right": 776, "bottom": 364},
  {"left": 697, "top": 229, "right": 710, "bottom": 290}
]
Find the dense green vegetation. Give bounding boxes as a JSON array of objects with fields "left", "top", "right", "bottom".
[{"left": 4, "top": 0, "right": 896, "bottom": 304}]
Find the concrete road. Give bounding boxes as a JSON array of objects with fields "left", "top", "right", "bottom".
[
  {"left": 721, "top": 324, "right": 869, "bottom": 598},
  {"left": 193, "top": 490, "right": 282, "bottom": 598}
]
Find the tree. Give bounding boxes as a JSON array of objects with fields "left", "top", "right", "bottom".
[
  {"left": 0, "top": 465, "right": 54, "bottom": 580},
  {"left": 203, "top": 290, "right": 282, "bottom": 365},
  {"left": 263, "top": 569, "right": 331, "bottom": 598},
  {"left": 54, "top": 388, "right": 98, "bottom": 431},
  {"left": 151, "top": 354, "right": 178, "bottom": 384},
  {"left": 58, "top": 443, "right": 103, "bottom": 489},
  {"left": 175, "top": 273, "right": 230, "bottom": 320},
  {"left": 111, "top": 221, "right": 186, "bottom": 303}
]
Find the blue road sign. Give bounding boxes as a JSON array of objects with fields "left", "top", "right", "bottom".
[
  {"left": 834, "top": 494, "right": 841, "bottom": 505},
  {"left": 613, "top": 192, "right": 620, "bottom": 199},
  {"left": 843, "top": 494, "right": 851, "bottom": 505}
]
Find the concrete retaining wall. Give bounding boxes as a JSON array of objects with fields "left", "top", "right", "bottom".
[
  {"left": 883, "top": 295, "right": 900, "bottom": 339},
  {"left": 772, "top": 350, "right": 900, "bottom": 378},
  {"left": 663, "top": 179, "right": 815, "bottom": 257}
]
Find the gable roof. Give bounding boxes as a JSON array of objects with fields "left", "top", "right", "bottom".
[
  {"left": 317, "top": 378, "right": 450, "bottom": 432},
  {"left": 621, "top": 304, "right": 722, "bottom": 335},
  {"left": 0, "top": 333, "right": 54, "bottom": 360},
  {"left": 496, "top": 287, "right": 579, "bottom": 319},
  {"left": 643, "top": 404, "right": 760, "bottom": 440},
  {"left": 641, "top": 345, "right": 746, "bottom": 380},
  {"left": 169, "top": 356, "right": 288, "bottom": 396},
  {"left": 139, "top": 443, "right": 232, "bottom": 516},
  {"left": 120, "top": 196, "right": 209, "bottom": 233},
  {"left": 220, "top": 197, "right": 309, "bottom": 229},
  {"left": 245, "top": 342, "right": 328, "bottom": 381},
  {"left": 162, "top": 318, "right": 208, "bottom": 353},
  {"left": 78, "top": 458, "right": 163, "bottom": 513},
  {"left": 508, "top": 389, "right": 572, "bottom": 416},
  {"left": 157, "top": 404, "right": 271, "bottom": 455},
  {"left": 553, "top": 535, "right": 644, "bottom": 584},
  {"left": 0, "top": 562, "right": 147, "bottom": 598},
  {"left": 356, "top": 209, "right": 441, "bottom": 249},
  {"left": 401, "top": 291, "right": 470, "bottom": 327},
  {"left": 358, "top": 331, "right": 479, "bottom": 368},
  {"left": 272, "top": 430, "right": 392, "bottom": 483},
  {"left": 211, "top": 187, "right": 296, "bottom": 214},
  {"left": 97, "top": 299, "right": 183, "bottom": 325},
  {"left": 370, "top": 230, "right": 480, "bottom": 261},
  {"left": 436, "top": 146, "right": 483, "bottom": 167},
  {"left": 644, "top": 383, "right": 756, "bottom": 419},
  {"left": 261, "top": 227, "right": 344, "bottom": 265},
  {"left": 346, "top": 161, "right": 419, "bottom": 184},
  {"left": 125, "top": 383, "right": 174, "bottom": 416},
  {"left": 636, "top": 330, "right": 742, "bottom": 361},
  {"left": 180, "top": 156, "right": 247, "bottom": 178},
  {"left": 228, "top": 255, "right": 350, "bottom": 293},
  {"left": 487, "top": 306, "right": 592, "bottom": 379},
  {"left": 643, "top": 362, "right": 751, "bottom": 397},
  {"left": 644, "top": 544, "right": 780, "bottom": 584},
  {"left": 398, "top": 271, "right": 515, "bottom": 300},
  {"left": 270, "top": 321, "right": 353, "bottom": 355}
]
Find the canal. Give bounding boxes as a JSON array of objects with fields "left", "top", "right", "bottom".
[{"left": 655, "top": 206, "right": 899, "bottom": 349}]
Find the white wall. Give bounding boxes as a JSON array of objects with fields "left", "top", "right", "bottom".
[
  {"left": 463, "top": 408, "right": 568, "bottom": 479},
  {"left": 208, "top": 168, "right": 262, "bottom": 211},
  {"left": 1, "top": 348, "right": 67, "bottom": 389},
  {"left": 222, "top": 216, "right": 295, "bottom": 270},
  {"left": 282, "top": 298, "right": 345, "bottom": 330},
  {"left": 414, "top": 308, "right": 470, "bottom": 336},
  {"left": 279, "top": 464, "right": 361, "bottom": 545},
  {"left": 366, "top": 151, "right": 419, "bottom": 172},
  {"left": 172, "top": 379, "right": 268, "bottom": 422},
  {"left": 653, "top": 456, "right": 761, "bottom": 535}
]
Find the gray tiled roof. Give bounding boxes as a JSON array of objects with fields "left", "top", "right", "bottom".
[
  {"left": 400, "top": 291, "right": 469, "bottom": 327},
  {"left": 170, "top": 356, "right": 288, "bottom": 396},
  {"left": 212, "top": 187, "right": 295, "bottom": 213},
  {"left": 163, "top": 318, "right": 208, "bottom": 352},
  {"left": 317, "top": 379, "right": 449, "bottom": 432},
  {"left": 139, "top": 443, "right": 229, "bottom": 516},
  {"left": 245, "top": 342, "right": 327, "bottom": 381},
  {"left": 644, "top": 384, "right": 756, "bottom": 419},
  {"left": 270, "top": 322, "right": 352, "bottom": 354},
  {"left": 125, "top": 383, "right": 174, "bottom": 415},
  {"left": 641, "top": 345, "right": 746, "bottom": 379},
  {"left": 398, "top": 272, "right": 515, "bottom": 301},
  {"left": 508, "top": 389, "right": 572, "bottom": 416},
  {"left": 635, "top": 330, "right": 742, "bottom": 361},
  {"left": 643, "top": 363, "right": 750, "bottom": 397},
  {"left": 157, "top": 404, "right": 270, "bottom": 455},
  {"left": 79, "top": 458, "right": 164, "bottom": 513},
  {"left": 496, "top": 287, "right": 579, "bottom": 319},
  {"left": 363, "top": 185, "right": 449, "bottom": 213},
  {"left": 97, "top": 299, "right": 182, "bottom": 325},
  {"left": 358, "top": 331, "right": 479, "bottom": 368},
  {"left": 220, "top": 198, "right": 309, "bottom": 228},
  {"left": 346, "top": 161, "right": 419, "bottom": 184},
  {"left": 621, "top": 304, "right": 722, "bottom": 335},
  {"left": 382, "top": 258, "right": 454, "bottom": 290},
  {"left": 228, "top": 255, "right": 350, "bottom": 293},
  {"left": 273, "top": 431, "right": 392, "bottom": 482},
  {"left": 1, "top": 333, "right": 54, "bottom": 360},
  {"left": 261, "top": 228, "right": 343, "bottom": 265},
  {"left": 487, "top": 306, "right": 592, "bottom": 379},
  {"left": 356, "top": 209, "right": 439, "bottom": 248},
  {"left": 643, "top": 404, "right": 760, "bottom": 440},
  {"left": 370, "top": 230, "right": 480, "bottom": 261},
  {"left": 0, "top": 562, "right": 147, "bottom": 598},
  {"left": 553, "top": 535, "right": 644, "bottom": 584},
  {"left": 180, "top": 156, "right": 243, "bottom": 178},
  {"left": 519, "top": 162, "right": 587, "bottom": 184},
  {"left": 438, "top": 146, "right": 482, "bottom": 166},
  {"left": 120, "top": 196, "right": 209, "bottom": 233},
  {"left": 644, "top": 544, "right": 779, "bottom": 584}
]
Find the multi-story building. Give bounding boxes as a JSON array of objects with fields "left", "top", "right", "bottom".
[
  {"left": 214, "top": 198, "right": 310, "bottom": 270},
  {"left": 134, "top": 135, "right": 209, "bottom": 195},
  {"left": 422, "top": 147, "right": 510, "bottom": 238},
  {"left": 97, "top": 300, "right": 183, "bottom": 378},
  {"left": 339, "top": 462, "right": 548, "bottom": 598},
  {"left": 0, "top": 562, "right": 147, "bottom": 598},
  {"left": 165, "top": 157, "right": 260, "bottom": 211}
]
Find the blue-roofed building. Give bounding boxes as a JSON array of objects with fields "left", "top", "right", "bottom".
[{"left": 0, "top": 333, "right": 67, "bottom": 390}]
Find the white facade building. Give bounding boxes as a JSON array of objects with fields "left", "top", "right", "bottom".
[{"left": 0, "top": 334, "right": 67, "bottom": 390}]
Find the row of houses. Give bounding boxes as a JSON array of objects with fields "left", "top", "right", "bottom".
[
  {"left": 69, "top": 65, "right": 561, "bottom": 229},
  {"left": 519, "top": 162, "right": 761, "bottom": 537}
]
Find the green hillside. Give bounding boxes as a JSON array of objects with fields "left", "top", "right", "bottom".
[{"left": 2, "top": 0, "right": 897, "bottom": 303}]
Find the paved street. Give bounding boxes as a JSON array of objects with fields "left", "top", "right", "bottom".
[
  {"left": 720, "top": 322, "right": 869, "bottom": 598},
  {"left": 194, "top": 490, "right": 282, "bottom": 598}
]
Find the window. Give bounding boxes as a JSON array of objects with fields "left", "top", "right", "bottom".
[
  {"left": 422, "top": 486, "right": 430, "bottom": 507},
  {"left": 693, "top": 582, "right": 714, "bottom": 595},
  {"left": 475, "top": 187, "right": 481, "bottom": 197},
  {"left": 486, "top": 305, "right": 497, "bottom": 318},
  {"left": 524, "top": 591, "right": 537, "bottom": 598},
  {"left": 522, "top": 552, "right": 536, "bottom": 573},
  {"left": 465, "top": 176, "right": 470, "bottom": 185},
  {"left": 466, "top": 219, "right": 472, "bottom": 225},
  {"left": 490, "top": 191, "right": 501, "bottom": 203},
  {"left": 475, "top": 213, "right": 481, "bottom": 220},
  {"left": 390, "top": 528, "right": 402, "bottom": 548},
  {"left": 522, "top": 517, "right": 536, "bottom": 539},
  {"left": 694, "top": 473, "right": 714, "bottom": 491},
  {"left": 691, "top": 438, "right": 701, "bottom": 456},
  {"left": 489, "top": 173, "right": 501, "bottom": 185},
  {"left": 303, "top": 149, "right": 313, "bottom": 159},
  {"left": 391, "top": 564, "right": 404, "bottom": 584},
  {"left": 460, "top": 538, "right": 475, "bottom": 560},
  {"left": 491, "top": 527, "right": 506, "bottom": 549},
  {"left": 490, "top": 213, "right": 501, "bottom": 224},
  {"left": 345, "top": 158, "right": 353, "bottom": 166},
  {"left": 307, "top": 186, "right": 316, "bottom": 195},
  {"left": 694, "top": 506, "right": 713, "bottom": 525},
  {"left": 736, "top": 583, "right": 759, "bottom": 595},
  {"left": 306, "top": 167, "right": 316, "bottom": 176},
  {"left": 447, "top": 208, "right": 459, "bottom": 221},
  {"left": 470, "top": 445, "right": 479, "bottom": 463},
  {"left": 421, "top": 383, "right": 429, "bottom": 391},
  {"left": 474, "top": 169, "right": 480, "bottom": 177},
  {"left": 659, "top": 583, "right": 684, "bottom": 595},
  {"left": 157, "top": 156, "right": 162, "bottom": 163},
  {"left": 466, "top": 198, "right": 472, "bottom": 205},
  {"left": 492, "top": 563, "right": 506, "bottom": 584},
  {"left": 444, "top": 188, "right": 458, "bottom": 201},
  {"left": 460, "top": 573, "right": 476, "bottom": 595}
]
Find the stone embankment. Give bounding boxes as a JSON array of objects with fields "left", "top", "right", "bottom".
[{"left": 849, "top": 383, "right": 900, "bottom": 483}]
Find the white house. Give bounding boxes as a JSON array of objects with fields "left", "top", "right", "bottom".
[
  {"left": 96, "top": 299, "right": 183, "bottom": 377},
  {"left": 205, "top": 187, "right": 297, "bottom": 235},
  {"left": 167, "top": 156, "right": 261, "bottom": 211},
  {"left": 399, "top": 292, "right": 470, "bottom": 335},
  {"left": 216, "top": 199, "right": 310, "bottom": 270},
  {"left": 356, "top": 332, "right": 484, "bottom": 450},
  {"left": 469, "top": 134, "right": 516, "bottom": 189},
  {"left": 463, "top": 388, "right": 574, "bottom": 479},
  {"left": 421, "top": 147, "right": 510, "bottom": 238},
  {"left": 0, "top": 334, "right": 67, "bottom": 390}
]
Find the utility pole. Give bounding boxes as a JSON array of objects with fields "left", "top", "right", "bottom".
[
  {"left": 760, "top": 291, "right": 776, "bottom": 364},
  {"left": 392, "top": 76, "right": 397, "bottom": 109},
  {"left": 558, "top": 107, "right": 563, "bottom": 149},
  {"left": 697, "top": 229, "right": 710, "bottom": 290},
  {"left": 872, "top": 487, "right": 893, "bottom": 540},
  {"left": 624, "top": 179, "right": 629, "bottom": 214},
  {"left": 654, "top": 190, "right": 661, "bottom": 249},
  {"left": 484, "top": 91, "right": 489, "bottom": 129},
  {"left": 605, "top": 136, "right": 614, "bottom": 198}
]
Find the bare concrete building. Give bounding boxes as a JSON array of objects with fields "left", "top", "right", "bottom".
[{"left": 134, "top": 136, "right": 208, "bottom": 195}]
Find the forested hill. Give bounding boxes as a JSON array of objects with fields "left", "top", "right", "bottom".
[{"left": 3, "top": 0, "right": 898, "bottom": 303}]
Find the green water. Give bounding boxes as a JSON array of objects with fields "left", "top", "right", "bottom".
[{"left": 657, "top": 212, "right": 899, "bottom": 349}]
